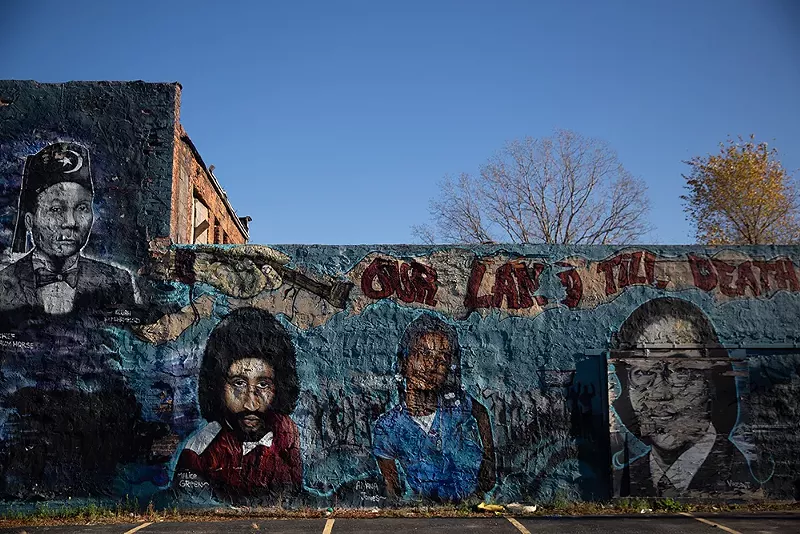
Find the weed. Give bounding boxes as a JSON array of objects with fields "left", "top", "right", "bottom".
[
  {"left": 655, "top": 498, "right": 686, "bottom": 512},
  {"left": 550, "top": 489, "right": 571, "bottom": 511},
  {"left": 615, "top": 497, "right": 652, "bottom": 512}
]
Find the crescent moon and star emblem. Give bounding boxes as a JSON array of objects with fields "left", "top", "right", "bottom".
[{"left": 54, "top": 150, "right": 83, "bottom": 174}]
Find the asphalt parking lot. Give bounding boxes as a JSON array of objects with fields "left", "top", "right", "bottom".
[{"left": 1, "top": 513, "right": 799, "bottom": 533}]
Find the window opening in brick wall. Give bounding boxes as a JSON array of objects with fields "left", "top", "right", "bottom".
[
  {"left": 193, "top": 195, "right": 210, "bottom": 244},
  {"left": 213, "top": 220, "right": 221, "bottom": 244}
]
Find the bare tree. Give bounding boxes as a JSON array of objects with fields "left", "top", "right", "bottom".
[{"left": 413, "top": 129, "right": 652, "bottom": 244}]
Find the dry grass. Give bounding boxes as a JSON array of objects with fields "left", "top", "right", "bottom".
[{"left": 1, "top": 499, "right": 799, "bottom": 528}]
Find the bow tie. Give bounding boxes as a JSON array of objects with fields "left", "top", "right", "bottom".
[{"left": 35, "top": 267, "right": 79, "bottom": 289}]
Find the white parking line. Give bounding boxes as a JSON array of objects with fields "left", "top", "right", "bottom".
[
  {"left": 679, "top": 512, "right": 742, "bottom": 534},
  {"left": 122, "top": 522, "right": 153, "bottom": 534},
  {"left": 322, "top": 518, "right": 335, "bottom": 534},
  {"left": 506, "top": 517, "right": 531, "bottom": 534}
]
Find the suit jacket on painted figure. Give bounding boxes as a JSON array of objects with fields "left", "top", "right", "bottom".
[
  {"left": 0, "top": 252, "right": 135, "bottom": 316},
  {"left": 174, "top": 411, "right": 302, "bottom": 502},
  {"left": 618, "top": 434, "right": 759, "bottom": 498}
]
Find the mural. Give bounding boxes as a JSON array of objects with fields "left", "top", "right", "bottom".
[
  {"left": 0, "top": 136, "right": 164, "bottom": 501},
  {"left": 608, "top": 298, "right": 755, "bottom": 498},
  {"left": 138, "top": 246, "right": 800, "bottom": 506},
  {"left": 372, "top": 314, "right": 495, "bottom": 503},
  {"left": 172, "top": 307, "right": 302, "bottom": 503},
  {"left": 0, "top": 142, "right": 136, "bottom": 323},
  {"left": 1, "top": 81, "right": 800, "bottom": 510},
  {"left": 2, "top": 236, "right": 800, "bottom": 505},
  {"left": 0, "top": 80, "right": 173, "bottom": 503}
]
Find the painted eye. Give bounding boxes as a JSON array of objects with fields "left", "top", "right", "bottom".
[
  {"left": 256, "top": 381, "right": 274, "bottom": 390},
  {"left": 49, "top": 206, "right": 62, "bottom": 213},
  {"left": 230, "top": 379, "right": 247, "bottom": 389}
]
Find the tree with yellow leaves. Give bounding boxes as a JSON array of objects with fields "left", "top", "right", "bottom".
[{"left": 682, "top": 136, "right": 800, "bottom": 245}]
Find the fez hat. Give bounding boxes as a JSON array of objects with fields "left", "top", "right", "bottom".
[{"left": 11, "top": 142, "right": 94, "bottom": 253}]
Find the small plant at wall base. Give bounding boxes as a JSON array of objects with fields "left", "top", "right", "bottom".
[
  {"left": 654, "top": 498, "right": 686, "bottom": 512},
  {"left": 682, "top": 135, "right": 800, "bottom": 245}
]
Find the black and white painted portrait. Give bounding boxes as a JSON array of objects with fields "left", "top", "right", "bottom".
[
  {"left": 0, "top": 142, "right": 136, "bottom": 317},
  {"left": 610, "top": 297, "right": 756, "bottom": 498}
]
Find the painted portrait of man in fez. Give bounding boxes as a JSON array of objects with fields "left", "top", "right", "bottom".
[
  {"left": 173, "top": 308, "right": 302, "bottom": 503},
  {"left": 372, "top": 313, "right": 496, "bottom": 503},
  {"left": 0, "top": 142, "right": 136, "bottom": 317},
  {"left": 610, "top": 297, "right": 755, "bottom": 498}
]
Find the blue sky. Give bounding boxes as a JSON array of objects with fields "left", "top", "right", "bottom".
[{"left": 2, "top": 0, "right": 798, "bottom": 245}]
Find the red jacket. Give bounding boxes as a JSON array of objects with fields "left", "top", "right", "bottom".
[{"left": 175, "top": 411, "right": 302, "bottom": 500}]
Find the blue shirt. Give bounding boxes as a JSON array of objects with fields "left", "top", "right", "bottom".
[{"left": 372, "top": 395, "right": 483, "bottom": 502}]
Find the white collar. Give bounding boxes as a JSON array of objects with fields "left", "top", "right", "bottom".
[
  {"left": 649, "top": 423, "right": 716, "bottom": 492},
  {"left": 410, "top": 411, "right": 437, "bottom": 434},
  {"left": 242, "top": 431, "right": 273, "bottom": 456}
]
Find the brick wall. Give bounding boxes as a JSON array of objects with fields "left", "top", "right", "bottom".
[{"left": 171, "top": 124, "right": 248, "bottom": 245}]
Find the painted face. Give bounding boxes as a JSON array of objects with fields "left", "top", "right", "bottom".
[
  {"left": 222, "top": 357, "right": 276, "bottom": 441},
  {"left": 25, "top": 182, "right": 93, "bottom": 260},
  {"left": 621, "top": 313, "right": 717, "bottom": 453},
  {"left": 627, "top": 356, "right": 713, "bottom": 453},
  {"left": 403, "top": 332, "right": 451, "bottom": 391}
]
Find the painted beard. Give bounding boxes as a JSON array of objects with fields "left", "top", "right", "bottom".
[{"left": 226, "top": 409, "right": 269, "bottom": 442}]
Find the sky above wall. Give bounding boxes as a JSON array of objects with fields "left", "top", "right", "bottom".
[{"left": 2, "top": 0, "right": 799, "bottom": 245}]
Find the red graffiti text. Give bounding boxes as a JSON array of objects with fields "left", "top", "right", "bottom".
[
  {"left": 596, "top": 251, "right": 667, "bottom": 296},
  {"left": 465, "top": 260, "right": 548, "bottom": 310},
  {"left": 360, "top": 257, "right": 438, "bottom": 306},
  {"left": 688, "top": 255, "right": 799, "bottom": 297}
]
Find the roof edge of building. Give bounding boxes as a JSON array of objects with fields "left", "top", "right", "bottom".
[{"left": 179, "top": 130, "right": 249, "bottom": 242}]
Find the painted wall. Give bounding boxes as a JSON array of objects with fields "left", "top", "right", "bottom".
[
  {"left": 0, "top": 80, "right": 179, "bottom": 506},
  {"left": 2, "top": 240, "right": 800, "bottom": 508},
  {"left": 1, "top": 82, "right": 799, "bottom": 509},
  {"left": 0, "top": 81, "right": 178, "bottom": 267}
]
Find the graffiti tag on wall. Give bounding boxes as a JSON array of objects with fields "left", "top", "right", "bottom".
[{"left": 345, "top": 250, "right": 800, "bottom": 321}]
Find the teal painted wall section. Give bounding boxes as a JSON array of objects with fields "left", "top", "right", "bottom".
[{"left": 7, "top": 242, "right": 790, "bottom": 508}]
